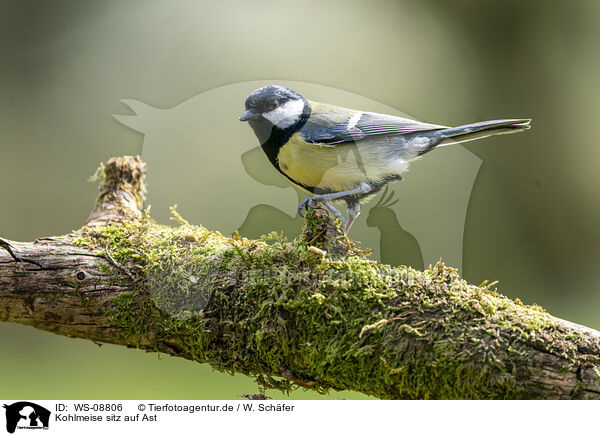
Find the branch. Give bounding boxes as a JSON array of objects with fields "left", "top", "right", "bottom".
[{"left": 1, "top": 155, "right": 599, "bottom": 399}]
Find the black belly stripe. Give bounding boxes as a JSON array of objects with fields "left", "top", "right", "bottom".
[{"left": 258, "top": 102, "right": 315, "bottom": 193}]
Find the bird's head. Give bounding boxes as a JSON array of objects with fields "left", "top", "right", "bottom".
[{"left": 239, "top": 85, "right": 307, "bottom": 130}]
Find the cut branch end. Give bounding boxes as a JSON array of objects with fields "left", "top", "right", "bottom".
[{"left": 85, "top": 155, "right": 146, "bottom": 227}]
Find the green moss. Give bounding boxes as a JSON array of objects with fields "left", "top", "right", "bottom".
[{"left": 73, "top": 208, "right": 594, "bottom": 399}]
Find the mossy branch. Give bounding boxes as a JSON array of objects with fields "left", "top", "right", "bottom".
[{"left": 1, "top": 155, "right": 599, "bottom": 399}]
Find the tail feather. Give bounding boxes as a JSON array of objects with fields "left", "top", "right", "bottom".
[{"left": 438, "top": 118, "right": 531, "bottom": 146}]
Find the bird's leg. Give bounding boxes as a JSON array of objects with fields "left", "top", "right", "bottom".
[
  {"left": 345, "top": 199, "right": 361, "bottom": 232},
  {"left": 322, "top": 201, "right": 345, "bottom": 226},
  {"left": 298, "top": 183, "right": 373, "bottom": 222},
  {"left": 295, "top": 198, "right": 344, "bottom": 225}
]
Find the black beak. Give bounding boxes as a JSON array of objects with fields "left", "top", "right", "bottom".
[{"left": 239, "top": 110, "right": 261, "bottom": 122}]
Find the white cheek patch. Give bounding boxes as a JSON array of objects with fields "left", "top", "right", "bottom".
[{"left": 262, "top": 99, "right": 305, "bottom": 128}]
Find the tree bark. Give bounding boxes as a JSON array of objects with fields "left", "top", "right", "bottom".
[{"left": 1, "top": 155, "right": 599, "bottom": 399}]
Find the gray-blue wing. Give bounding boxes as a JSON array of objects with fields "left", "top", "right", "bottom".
[{"left": 301, "top": 110, "right": 447, "bottom": 145}]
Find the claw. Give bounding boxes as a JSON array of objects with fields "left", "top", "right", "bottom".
[
  {"left": 298, "top": 195, "right": 322, "bottom": 217},
  {"left": 298, "top": 196, "right": 313, "bottom": 217},
  {"left": 322, "top": 201, "right": 345, "bottom": 227}
]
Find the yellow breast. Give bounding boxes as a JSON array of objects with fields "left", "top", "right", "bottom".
[{"left": 277, "top": 133, "right": 404, "bottom": 194}]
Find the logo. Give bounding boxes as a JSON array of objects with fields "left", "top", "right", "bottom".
[
  {"left": 112, "top": 81, "right": 481, "bottom": 317},
  {"left": 3, "top": 402, "right": 50, "bottom": 434},
  {"left": 114, "top": 81, "right": 480, "bottom": 262}
]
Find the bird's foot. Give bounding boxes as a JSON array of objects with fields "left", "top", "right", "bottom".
[
  {"left": 298, "top": 197, "right": 345, "bottom": 227},
  {"left": 298, "top": 196, "right": 320, "bottom": 217},
  {"left": 323, "top": 201, "right": 345, "bottom": 227}
]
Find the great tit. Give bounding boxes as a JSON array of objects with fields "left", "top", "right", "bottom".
[{"left": 239, "top": 85, "right": 530, "bottom": 231}]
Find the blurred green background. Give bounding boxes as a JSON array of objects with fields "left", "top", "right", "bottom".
[{"left": 2, "top": 0, "right": 600, "bottom": 400}]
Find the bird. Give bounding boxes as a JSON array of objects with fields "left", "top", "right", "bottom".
[{"left": 239, "top": 85, "right": 530, "bottom": 231}]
